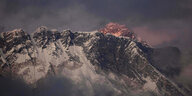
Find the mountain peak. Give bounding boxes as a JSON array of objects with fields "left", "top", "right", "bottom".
[
  {"left": 35, "top": 26, "right": 48, "bottom": 33},
  {"left": 2, "top": 29, "right": 27, "bottom": 38},
  {"left": 99, "top": 22, "right": 135, "bottom": 39}
]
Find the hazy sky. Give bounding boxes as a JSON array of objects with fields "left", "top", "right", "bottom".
[
  {"left": 0, "top": 0, "right": 192, "bottom": 93},
  {"left": 0, "top": 0, "right": 192, "bottom": 48}
]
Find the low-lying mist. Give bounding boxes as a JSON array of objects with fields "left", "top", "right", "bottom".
[{"left": 0, "top": 76, "right": 159, "bottom": 96}]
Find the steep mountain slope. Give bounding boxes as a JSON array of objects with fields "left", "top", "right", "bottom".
[{"left": 0, "top": 27, "right": 188, "bottom": 96}]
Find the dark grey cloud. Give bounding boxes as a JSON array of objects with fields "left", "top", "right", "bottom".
[
  {"left": 0, "top": 76, "right": 118, "bottom": 96},
  {"left": 80, "top": 0, "right": 192, "bottom": 21},
  {"left": 0, "top": 0, "right": 191, "bottom": 27},
  {"left": 0, "top": 0, "right": 192, "bottom": 48},
  {"left": 0, "top": 77, "right": 33, "bottom": 96},
  {"left": 0, "top": 75, "right": 158, "bottom": 96},
  {"left": 0, "top": 0, "right": 105, "bottom": 32}
]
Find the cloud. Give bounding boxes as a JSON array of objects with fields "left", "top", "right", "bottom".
[
  {"left": 0, "top": 0, "right": 105, "bottom": 32},
  {"left": 0, "top": 76, "right": 119, "bottom": 96},
  {"left": 0, "top": 77, "right": 33, "bottom": 96},
  {"left": 0, "top": 75, "right": 162, "bottom": 96},
  {"left": 132, "top": 20, "right": 192, "bottom": 48},
  {"left": 1, "top": 0, "right": 192, "bottom": 49},
  {"left": 132, "top": 26, "right": 177, "bottom": 46}
]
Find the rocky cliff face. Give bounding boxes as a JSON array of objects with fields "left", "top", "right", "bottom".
[{"left": 0, "top": 27, "right": 189, "bottom": 96}]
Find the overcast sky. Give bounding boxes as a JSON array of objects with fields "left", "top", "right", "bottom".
[{"left": 0, "top": 0, "right": 192, "bottom": 49}]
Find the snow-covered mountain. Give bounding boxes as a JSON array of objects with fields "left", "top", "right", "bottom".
[{"left": 0, "top": 26, "right": 189, "bottom": 96}]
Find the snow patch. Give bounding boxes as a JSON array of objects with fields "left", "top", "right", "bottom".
[
  {"left": 66, "top": 46, "right": 105, "bottom": 83},
  {"left": 15, "top": 53, "right": 31, "bottom": 63},
  {"left": 143, "top": 77, "right": 158, "bottom": 92},
  {"left": 0, "top": 48, "right": 7, "bottom": 64}
]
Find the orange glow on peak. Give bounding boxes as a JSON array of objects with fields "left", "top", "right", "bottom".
[{"left": 99, "top": 22, "right": 135, "bottom": 39}]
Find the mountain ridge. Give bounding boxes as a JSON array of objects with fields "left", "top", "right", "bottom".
[{"left": 0, "top": 27, "right": 189, "bottom": 96}]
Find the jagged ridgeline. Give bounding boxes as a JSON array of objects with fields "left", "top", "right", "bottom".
[{"left": 0, "top": 26, "right": 189, "bottom": 96}]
